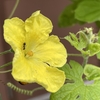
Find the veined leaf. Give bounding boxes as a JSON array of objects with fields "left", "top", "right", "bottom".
[
  {"left": 64, "top": 32, "right": 88, "bottom": 51},
  {"left": 50, "top": 60, "right": 100, "bottom": 100},
  {"left": 75, "top": 1, "right": 100, "bottom": 22},
  {"left": 60, "top": 60, "right": 83, "bottom": 82}
]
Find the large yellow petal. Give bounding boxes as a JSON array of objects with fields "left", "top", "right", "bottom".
[
  {"left": 12, "top": 49, "right": 65, "bottom": 92},
  {"left": 33, "top": 35, "right": 67, "bottom": 67},
  {"left": 3, "top": 18, "right": 25, "bottom": 51},
  {"left": 12, "top": 49, "right": 36, "bottom": 83},
  {"left": 25, "top": 11, "right": 53, "bottom": 51}
]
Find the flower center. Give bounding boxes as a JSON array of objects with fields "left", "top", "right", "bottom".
[
  {"left": 25, "top": 51, "right": 33, "bottom": 58},
  {"left": 27, "top": 51, "right": 33, "bottom": 56},
  {"left": 23, "top": 43, "right": 33, "bottom": 58}
]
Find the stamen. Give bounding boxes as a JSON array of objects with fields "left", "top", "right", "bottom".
[{"left": 27, "top": 51, "right": 33, "bottom": 56}]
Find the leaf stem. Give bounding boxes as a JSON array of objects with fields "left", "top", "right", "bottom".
[
  {"left": 0, "top": 62, "right": 12, "bottom": 69},
  {"left": 59, "top": 37, "right": 65, "bottom": 39},
  {"left": 32, "top": 87, "right": 44, "bottom": 93},
  {"left": 82, "top": 56, "right": 89, "bottom": 68},
  {"left": 8, "top": 0, "right": 20, "bottom": 18},
  {"left": 0, "top": 49, "right": 12, "bottom": 56},
  {"left": 68, "top": 53, "right": 82, "bottom": 57},
  {"left": 0, "top": 69, "right": 12, "bottom": 74}
]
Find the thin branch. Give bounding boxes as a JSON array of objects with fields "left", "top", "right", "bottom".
[
  {"left": 82, "top": 56, "right": 89, "bottom": 68},
  {"left": 59, "top": 37, "right": 65, "bottom": 39},
  {"left": 0, "top": 69, "right": 12, "bottom": 74},
  {"left": 32, "top": 87, "right": 44, "bottom": 93},
  {"left": 8, "top": 0, "right": 20, "bottom": 18},
  {"left": 68, "top": 53, "right": 83, "bottom": 57},
  {"left": 0, "top": 62, "right": 12, "bottom": 69},
  {"left": 0, "top": 49, "right": 12, "bottom": 56}
]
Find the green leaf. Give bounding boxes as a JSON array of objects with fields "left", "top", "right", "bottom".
[
  {"left": 58, "top": 4, "right": 77, "bottom": 27},
  {"left": 58, "top": 2, "right": 85, "bottom": 27},
  {"left": 75, "top": 1, "right": 100, "bottom": 22},
  {"left": 64, "top": 32, "right": 88, "bottom": 51},
  {"left": 78, "top": 31, "right": 88, "bottom": 49},
  {"left": 64, "top": 33, "right": 78, "bottom": 49},
  {"left": 50, "top": 61, "right": 100, "bottom": 100},
  {"left": 65, "top": 33, "right": 80, "bottom": 49},
  {"left": 60, "top": 60, "right": 83, "bottom": 82},
  {"left": 86, "top": 43, "right": 100, "bottom": 56},
  {"left": 84, "top": 64, "right": 100, "bottom": 80},
  {"left": 97, "top": 52, "right": 100, "bottom": 59},
  {"left": 65, "top": 32, "right": 100, "bottom": 56},
  {"left": 81, "top": 43, "right": 100, "bottom": 56}
]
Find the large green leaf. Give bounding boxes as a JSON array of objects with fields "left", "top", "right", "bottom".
[
  {"left": 50, "top": 61, "right": 100, "bottom": 100},
  {"left": 75, "top": 1, "right": 100, "bottom": 22},
  {"left": 58, "top": 4, "right": 77, "bottom": 27},
  {"left": 58, "top": 2, "right": 85, "bottom": 27}
]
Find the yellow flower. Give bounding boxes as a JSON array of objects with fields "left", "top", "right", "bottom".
[{"left": 3, "top": 11, "right": 67, "bottom": 92}]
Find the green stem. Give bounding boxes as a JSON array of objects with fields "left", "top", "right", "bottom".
[
  {"left": 0, "top": 49, "right": 12, "bottom": 56},
  {"left": 32, "top": 87, "right": 44, "bottom": 93},
  {"left": 0, "top": 94, "right": 2, "bottom": 100},
  {"left": 0, "top": 62, "right": 12, "bottom": 69},
  {"left": 8, "top": 0, "right": 20, "bottom": 18},
  {"left": 82, "top": 56, "right": 89, "bottom": 68},
  {"left": 0, "top": 69, "right": 12, "bottom": 74},
  {"left": 68, "top": 53, "right": 82, "bottom": 57},
  {"left": 59, "top": 37, "right": 65, "bottom": 39}
]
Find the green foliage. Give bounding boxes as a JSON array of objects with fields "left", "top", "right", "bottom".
[
  {"left": 84, "top": 64, "right": 100, "bottom": 80},
  {"left": 50, "top": 61, "right": 100, "bottom": 100},
  {"left": 60, "top": 60, "right": 83, "bottom": 82},
  {"left": 86, "top": 43, "right": 100, "bottom": 56},
  {"left": 58, "top": 4, "right": 79, "bottom": 27},
  {"left": 58, "top": 0, "right": 86, "bottom": 27},
  {"left": 59, "top": 0, "right": 100, "bottom": 27},
  {"left": 75, "top": 1, "right": 100, "bottom": 23},
  {"left": 58, "top": 0, "right": 84, "bottom": 27},
  {"left": 50, "top": 28, "right": 100, "bottom": 100},
  {"left": 96, "top": 52, "right": 100, "bottom": 59},
  {"left": 64, "top": 28, "right": 100, "bottom": 56},
  {"left": 64, "top": 32, "right": 88, "bottom": 51}
]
